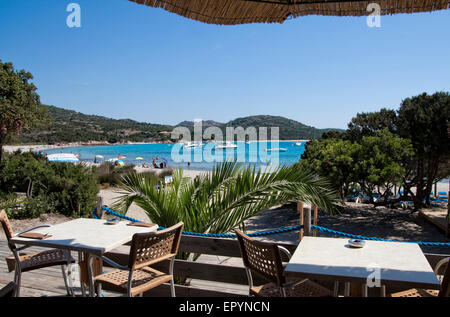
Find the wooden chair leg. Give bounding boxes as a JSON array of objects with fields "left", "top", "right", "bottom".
[
  {"left": 380, "top": 285, "right": 386, "bottom": 297},
  {"left": 96, "top": 283, "right": 102, "bottom": 297},
  {"left": 169, "top": 257, "right": 176, "bottom": 297},
  {"left": 61, "top": 264, "right": 72, "bottom": 296},
  {"left": 14, "top": 266, "right": 22, "bottom": 297},
  {"left": 344, "top": 282, "right": 350, "bottom": 297},
  {"left": 333, "top": 281, "right": 339, "bottom": 297}
]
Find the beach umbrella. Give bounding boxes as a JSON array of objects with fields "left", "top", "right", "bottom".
[
  {"left": 95, "top": 155, "right": 104, "bottom": 159},
  {"left": 136, "top": 157, "right": 144, "bottom": 160},
  {"left": 117, "top": 156, "right": 126, "bottom": 159},
  {"left": 128, "top": 0, "right": 447, "bottom": 26}
]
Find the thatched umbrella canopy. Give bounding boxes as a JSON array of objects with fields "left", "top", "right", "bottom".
[{"left": 129, "top": 0, "right": 450, "bottom": 25}]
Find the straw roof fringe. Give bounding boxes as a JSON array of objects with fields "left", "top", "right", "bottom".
[{"left": 129, "top": 0, "right": 450, "bottom": 25}]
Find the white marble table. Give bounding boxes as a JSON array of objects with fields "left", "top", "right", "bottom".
[
  {"left": 10, "top": 218, "right": 158, "bottom": 296},
  {"left": 284, "top": 236, "right": 441, "bottom": 294}
]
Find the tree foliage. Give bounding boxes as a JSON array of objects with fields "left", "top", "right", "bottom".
[
  {"left": 0, "top": 60, "right": 48, "bottom": 162},
  {"left": 298, "top": 138, "right": 358, "bottom": 199},
  {"left": 397, "top": 92, "right": 450, "bottom": 206},
  {"left": 300, "top": 91, "right": 449, "bottom": 210},
  {"left": 345, "top": 108, "right": 398, "bottom": 142}
]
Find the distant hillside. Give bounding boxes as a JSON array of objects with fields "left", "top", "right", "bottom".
[
  {"left": 15, "top": 105, "right": 174, "bottom": 144},
  {"left": 225, "top": 115, "right": 339, "bottom": 140},
  {"left": 176, "top": 120, "right": 225, "bottom": 128},
  {"left": 13, "top": 106, "right": 342, "bottom": 144},
  {"left": 177, "top": 115, "right": 341, "bottom": 140}
]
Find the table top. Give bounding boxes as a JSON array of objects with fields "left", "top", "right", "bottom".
[
  {"left": 284, "top": 236, "right": 441, "bottom": 289},
  {"left": 10, "top": 218, "right": 158, "bottom": 256}
]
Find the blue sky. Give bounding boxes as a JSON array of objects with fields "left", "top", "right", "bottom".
[{"left": 1, "top": 0, "right": 449, "bottom": 129}]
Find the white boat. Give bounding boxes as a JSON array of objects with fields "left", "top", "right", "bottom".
[
  {"left": 214, "top": 141, "right": 237, "bottom": 149},
  {"left": 295, "top": 142, "right": 303, "bottom": 146},
  {"left": 264, "top": 148, "right": 287, "bottom": 152},
  {"left": 184, "top": 142, "right": 204, "bottom": 148}
]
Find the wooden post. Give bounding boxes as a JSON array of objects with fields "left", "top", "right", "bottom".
[
  {"left": 96, "top": 196, "right": 104, "bottom": 219},
  {"left": 304, "top": 204, "right": 312, "bottom": 237},
  {"left": 313, "top": 205, "right": 318, "bottom": 237},
  {"left": 297, "top": 202, "right": 304, "bottom": 241}
]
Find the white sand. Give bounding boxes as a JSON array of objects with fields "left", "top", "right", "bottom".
[{"left": 3, "top": 144, "right": 66, "bottom": 153}]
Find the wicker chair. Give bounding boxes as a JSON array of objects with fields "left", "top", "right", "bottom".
[
  {"left": 0, "top": 209, "right": 75, "bottom": 297},
  {"left": 235, "top": 230, "right": 333, "bottom": 297},
  {"left": 390, "top": 257, "right": 450, "bottom": 297},
  {"left": 91, "top": 222, "right": 184, "bottom": 297}
]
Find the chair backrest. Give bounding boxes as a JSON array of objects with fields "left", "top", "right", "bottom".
[
  {"left": 235, "top": 229, "right": 285, "bottom": 286},
  {"left": 128, "top": 222, "right": 184, "bottom": 270},
  {"left": 439, "top": 258, "right": 450, "bottom": 297},
  {"left": 0, "top": 210, "right": 16, "bottom": 249}
]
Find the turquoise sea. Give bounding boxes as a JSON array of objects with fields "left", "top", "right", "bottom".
[{"left": 44, "top": 141, "right": 307, "bottom": 171}]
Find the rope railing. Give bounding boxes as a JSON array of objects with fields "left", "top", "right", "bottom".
[
  {"left": 93, "top": 206, "right": 450, "bottom": 247},
  {"left": 93, "top": 206, "right": 301, "bottom": 238},
  {"left": 311, "top": 225, "right": 450, "bottom": 247}
]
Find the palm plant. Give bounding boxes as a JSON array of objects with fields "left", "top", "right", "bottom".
[{"left": 112, "top": 161, "right": 339, "bottom": 235}]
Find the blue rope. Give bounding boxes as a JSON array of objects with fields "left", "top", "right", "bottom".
[
  {"left": 311, "top": 225, "right": 450, "bottom": 247},
  {"left": 93, "top": 206, "right": 301, "bottom": 238},
  {"left": 93, "top": 206, "right": 450, "bottom": 247}
]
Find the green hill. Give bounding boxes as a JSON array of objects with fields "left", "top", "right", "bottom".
[
  {"left": 15, "top": 105, "right": 174, "bottom": 144},
  {"left": 177, "top": 115, "right": 341, "bottom": 140},
  {"left": 14, "top": 106, "right": 342, "bottom": 144},
  {"left": 225, "top": 115, "right": 338, "bottom": 140}
]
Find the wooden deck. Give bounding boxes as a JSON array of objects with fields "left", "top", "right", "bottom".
[
  {"left": 0, "top": 236, "right": 254, "bottom": 297},
  {"left": 1, "top": 235, "right": 449, "bottom": 297}
]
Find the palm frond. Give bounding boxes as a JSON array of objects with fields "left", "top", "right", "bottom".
[{"left": 115, "top": 162, "right": 339, "bottom": 235}]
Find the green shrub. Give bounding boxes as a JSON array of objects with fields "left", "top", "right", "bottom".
[
  {"left": 0, "top": 192, "right": 27, "bottom": 219},
  {"left": 0, "top": 152, "right": 99, "bottom": 218}
]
